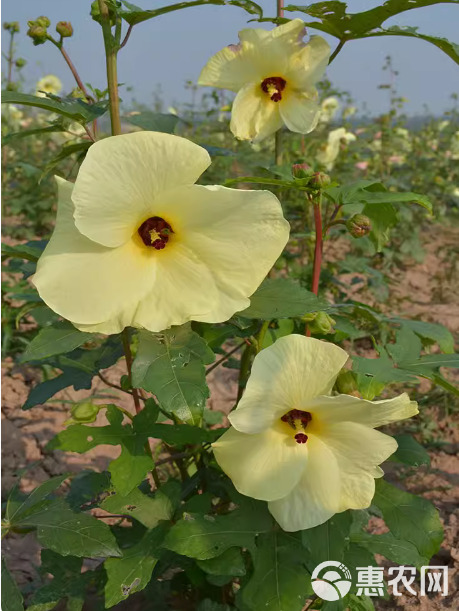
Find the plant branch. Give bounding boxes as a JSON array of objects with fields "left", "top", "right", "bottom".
[
  {"left": 98, "top": 0, "right": 121, "bottom": 136},
  {"left": 58, "top": 45, "right": 93, "bottom": 102},
  {"left": 206, "top": 341, "right": 246, "bottom": 375},
  {"left": 306, "top": 193, "right": 324, "bottom": 335},
  {"left": 329, "top": 39, "right": 346, "bottom": 64},
  {"left": 119, "top": 24, "right": 134, "bottom": 50},
  {"left": 121, "top": 329, "right": 142, "bottom": 414}
]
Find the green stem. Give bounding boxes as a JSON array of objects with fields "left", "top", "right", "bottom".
[
  {"left": 98, "top": 0, "right": 121, "bottom": 136},
  {"left": 237, "top": 341, "right": 256, "bottom": 403},
  {"left": 329, "top": 39, "right": 346, "bottom": 64},
  {"left": 256, "top": 321, "right": 270, "bottom": 352},
  {"left": 121, "top": 329, "right": 142, "bottom": 415}
]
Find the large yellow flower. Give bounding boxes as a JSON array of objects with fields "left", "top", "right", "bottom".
[
  {"left": 213, "top": 335, "right": 418, "bottom": 531},
  {"left": 198, "top": 19, "right": 330, "bottom": 142},
  {"left": 36, "top": 74, "right": 62, "bottom": 97},
  {"left": 33, "top": 132, "right": 289, "bottom": 334}
]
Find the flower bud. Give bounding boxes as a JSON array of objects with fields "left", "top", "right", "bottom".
[
  {"left": 346, "top": 214, "right": 371, "bottom": 238},
  {"left": 4, "top": 22, "right": 20, "bottom": 33},
  {"left": 6, "top": 82, "right": 18, "bottom": 91},
  {"left": 292, "top": 163, "right": 312, "bottom": 179},
  {"left": 27, "top": 24, "right": 48, "bottom": 45},
  {"left": 56, "top": 21, "right": 73, "bottom": 37},
  {"left": 335, "top": 370, "right": 358, "bottom": 395},
  {"left": 36, "top": 16, "right": 51, "bottom": 28},
  {"left": 309, "top": 171, "right": 331, "bottom": 189},
  {"left": 67, "top": 401, "right": 101, "bottom": 425},
  {"left": 309, "top": 311, "right": 336, "bottom": 335},
  {"left": 15, "top": 58, "right": 26, "bottom": 68}
]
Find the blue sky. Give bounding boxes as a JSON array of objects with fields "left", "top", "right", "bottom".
[{"left": 2, "top": 0, "right": 458, "bottom": 115}]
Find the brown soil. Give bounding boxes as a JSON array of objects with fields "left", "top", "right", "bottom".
[{"left": 2, "top": 223, "right": 458, "bottom": 610}]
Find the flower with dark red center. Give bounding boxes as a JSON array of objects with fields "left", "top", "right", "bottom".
[
  {"left": 261, "top": 76, "right": 287, "bottom": 102},
  {"left": 198, "top": 19, "right": 331, "bottom": 142},
  {"left": 212, "top": 334, "right": 419, "bottom": 532},
  {"left": 33, "top": 131, "right": 290, "bottom": 334}
]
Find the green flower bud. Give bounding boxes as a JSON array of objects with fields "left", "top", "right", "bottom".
[
  {"left": 56, "top": 21, "right": 73, "bottom": 37},
  {"left": 346, "top": 214, "right": 371, "bottom": 238},
  {"left": 292, "top": 163, "right": 312, "bottom": 179},
  {"left": 27, "top": 24, "right": 48, "bottom": 45},
  {"left": 69, "top": 401, "right": 101, "bottom": 424},
  {"left": 309, "top": 171, "right": 331, "bottom": 189},
  {"left": 335, "top": 370, "right": 358, "bottom": 395},
  {"left": 309, "top": 311, "right": 336, "bottom": 335},
  {"left": 15, "top": 58, "right": 26, "bottom": 68},
  {"left": 6, "top": 82, "right": 18, "bottom": 91},
  {"left": 36, "top": 16, "right": 51, "bottom": 28},
  {"left": 4, "top": 22, "right": 20, "bottom": 33}
]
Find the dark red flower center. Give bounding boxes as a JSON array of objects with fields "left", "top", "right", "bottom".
[
  {"left": 138, "top": 216, "right": 173, "bottom": 250},
  {"left": 281, "top": 409, "right": 312, "bottom": 444},
  {"left": 261, "top": 76, "right": 287, "bottom": 102}
]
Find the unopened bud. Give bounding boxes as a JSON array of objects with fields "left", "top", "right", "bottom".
[
  {"left": 310, "top": 171, "right": 331, "bottom": 189},
  {"left": 292, "top": 163, "right": 312, "bottom": 179},
  {"left": 4, "top": 22, "right": 20, "bottom": 33},
  {"left": 66, "top": 401, "right": 101, "bottom": 426},
  {"left": 301, "top": 311, "right": 336, "bottom": 335},
  {"left": 15, "top": 58, "right": 26, "bottom": 68},
  {"left": 346, "top": 214, "right": 371, "bottom": 238},
  {"left": 6, "top": 82, "right": 18, "bottom": 91},
  {"left": 335, "top": 370, "right": 358, "bottom": 395},
  {"left": 35, "top": 16, "right": 51, "bottom": 28},
  {"left": 27, "top": 24, "right": 48, "bottom": 45},
  {"left": 56, "top": 21, "right": 73, "bottom": 37}
]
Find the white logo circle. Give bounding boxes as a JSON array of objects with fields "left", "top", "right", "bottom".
[{"left": 311, "top": 561, "right": 352, "bottom": 601}]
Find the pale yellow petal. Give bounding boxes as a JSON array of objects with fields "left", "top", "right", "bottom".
[
  {"left": 285, "top": 35, "right": 331, "bottom": 89},
  {"left": 230, "top": 82, "right": 283, "bottom": 142},
  {"left": 230, "top": 335, "right": 348, "bottom": 434},
  {"left": 319, "top": 422, "right": 397, "bottom": 512},
  {"left": 33, "top": 177, "right": 156, "bottom": 328},
  {"left": 308, "top": 393, "right": 419, "bottom": 429},
  {"left": 268, "top": 433, "right": 341, "bottom": 531},
  {"left": 72, "top": 132, "right": 211, "bottom": 248},
  {"left": 212, "top": 426, "right": 307, "bottom": 502},
  {"left": 198, "top": 42, "right": 260, "bottom": 91},
  {"left": 280, "top": 89, "right": 320, "bottom": 134}
]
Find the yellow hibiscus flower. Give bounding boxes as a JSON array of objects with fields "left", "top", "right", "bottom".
[
  {"left": 36, "top": 74, "right": 62, "bottom": 97},
  {"left": 33, "top": 132, "right": 289, "bottom": 334},
  {"left": 212, "top": 335, "right": 418, "bottom": 531},
  {"left": 198, "top": 19, "right": 330, "bottom": 142}
]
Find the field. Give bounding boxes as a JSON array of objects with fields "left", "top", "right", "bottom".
[{"left": 2, "top": 3, "right": 459, "bottom": 611}]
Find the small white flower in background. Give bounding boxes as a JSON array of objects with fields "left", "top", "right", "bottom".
[
  {"left": 438, "top": 120, "right": 450, "bottom": 131},
  {"left": 450, "top": 187, "right": 459, "bottom": 204},
  {"left": 319, "top": 96, "right": 340, "bottom": 123},
  {"left": 451, "top": 131, "right": 459, "bottom": 159},
  {"left": 198, "top": 19, "right": 330, "bottom": 142},
  {"left": 317, "top": 127, "right": 356, "bottom": 170},
  {"left": 343, "top": 105, "right": 357, "bottom": 119},
  {"left": 167, "top": 106, "right": 178, "bottom": 116},
  {"left": 36, "top": 74, "right": 62, "bottom": 97}
]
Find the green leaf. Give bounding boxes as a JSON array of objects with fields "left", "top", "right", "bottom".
[
  {"left": 104, "top": 525, "right": 166, "bottom": 608},
  {"left": 373, "top": 479, "right": 443, "bottom": 561},
  {"left": 350, "top": 532, "right": 428, "bottom": 569},
  {"left": 163, "top": 506, "right": 272, "bottom": 560},
  {"left": 18, "top": 499, "right": 121, "bottom": 558},
  {"left": 132, "top": 325, "right": 214, "bottom": 425},
  {"left": 5, "top": 474, "right": 69, "bottom": 526},
  {"left": 1, "top": 91, "right": 108, "bottom": 123},
  {"left": 302, "top": 511, "right": 352, "bottom": 568},
  {"left": 101, "top": 481, "right": 181, "bottom": 529},
  {"left": 197, "top": 547, "right": 246, "bottom": 576},
  {"left": 125, "top": 111, "right": 180, "bottom": 133},
  {"left": 224, "top": 175, "right": 297, "bottom": 189},
  {"left": 390, "top": 434, "right": 431, "bottom": 467},
  {"left": 285, "top": 1, "right": 459, "bottom": 65},
  {"left": 119, "top": 0, "right": 263, "bottom": 26},
  {"left": 352, "top": 347, "right": 416, "bottom": 384},
  {"left": 109, "top": 440, "right": 154, "bottom": 496},
  {"left": 1, "top": 241, "right": 44, "bottom": 262},
  {"left": 363, "top": 202, "right": 398, "bottom": 251},
  {"left": 1, "top": 558, "right": 24, "bottom": 611},
  {"left": 239, "top": 278, "right": 329, "bottom": 319},
  {"left": 41, "top": 141, "right": 92, "bottom": 179},
  {"left": 242, "top": 531, "right": 310, "bottom": 611},
  {"left": 21, "top": 320, "right": 93, "bottom": 362},
  {"left": 67, "top": 470, "right": 111, "bottom": 511},
  {"left": 391, "top": 318, "right": 454, "bottom": 354}
]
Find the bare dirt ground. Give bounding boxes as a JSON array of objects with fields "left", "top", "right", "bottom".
[{"left": 2, "top": 222, "right": 458, "bottom": 610}]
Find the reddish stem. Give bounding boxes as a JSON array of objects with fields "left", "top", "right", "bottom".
[
  {"left": 311, "top": 201, "right": 323, "bottom": 296},
  {"left": 277, "top": 0, "right": 284, "bottom": 18},
  {"left": 306, "top": 199, "right": 323, "bottom": 336}
]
